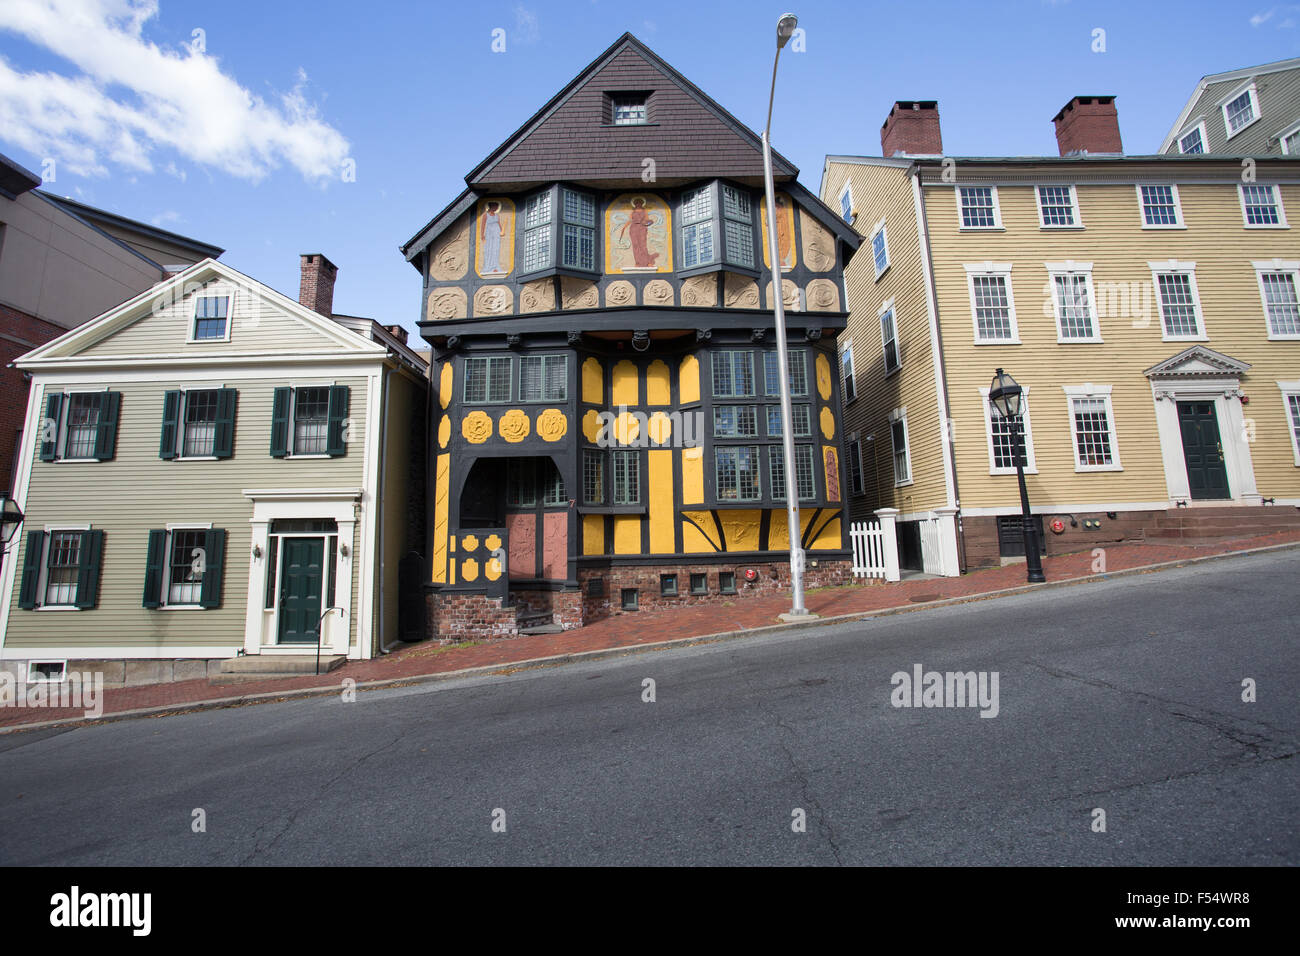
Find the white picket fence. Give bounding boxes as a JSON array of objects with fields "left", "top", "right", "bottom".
[
  {"left": 919, "top": 517, "right": 943, "bottom": 575},
  {"left": 850, "top": 518, "right": 898, "bottom": 581}
]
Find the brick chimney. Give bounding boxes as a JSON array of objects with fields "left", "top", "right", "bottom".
[
  {"left": 299, "top": 253, "right": 338, "bottom": 317},
  {"left": 1053, "top": 96, "right": 1122, "bottom": 156},
  {"left": 385, "top": 324, "right": 408, "bottom": 345},
  {"left": 880, "top": 101, "right": 942, "bottom": 157}
]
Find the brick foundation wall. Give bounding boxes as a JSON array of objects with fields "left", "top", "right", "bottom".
[
  {"left": 511, "top": 588, "right": 583, "bottom": 629},
  {"left": 0, "top": 303, "right": 66, "bottom": 491},
  {"left": 425, "top": 590, "right": 518, "bottom": 642}
]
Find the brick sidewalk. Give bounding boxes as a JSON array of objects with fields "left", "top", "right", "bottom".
[{"left": 3, "top": 530, "right": 1298, "bottom": 731}]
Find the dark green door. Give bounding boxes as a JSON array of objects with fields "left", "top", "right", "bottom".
[
  {"left": 278, "top": 537, "right": 324, "bottom": 643},
  {"left": 1178, "top": 401, "right": 1230, "bottom": 500}
]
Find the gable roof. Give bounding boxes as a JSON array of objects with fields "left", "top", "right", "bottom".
[
  {"left": 466, "top": 32, "right": 798, "bottom": 190},
  {"left": 1159, "top": 56, "right": 1300, "bottom": 153},
  {"left": 39, "top": 191, "right": 224, "bottom": 264},
  {"left": 17, "top": 258, "right": 386, "bottom": 370},
  {"left": 1144, "top": 345, "right": 1251, "bottom": 378}
]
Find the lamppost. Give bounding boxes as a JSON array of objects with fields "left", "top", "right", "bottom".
[
  {"left": 987, "top": 369, "right": 1046, "bottom": 583},
  {"left": 0, "top": 495, "right": 23, "bottom": 570},
  {"left": 762, "top": 12, "right": 811, "bottom": 619}
]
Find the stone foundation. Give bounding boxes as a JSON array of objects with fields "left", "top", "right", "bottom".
[
  {"left": 425, "top": 591, "right": 518, "bottom": 642},
  {"left": 510, "top": 588, "right": 584, "bottom": 629},
  {"left": 960, "top": 505, "right": 1300, "bottom": 569},
  {"left": 0, "top": 657, "right": 228, "bottom": 689}
]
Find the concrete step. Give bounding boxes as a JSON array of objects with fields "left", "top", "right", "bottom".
[
  {"left": 520, "top": 624, "right": 564, "bottom": 636},
  {"left": 216, "top": 654, "right": 346, "bottom": 675}
]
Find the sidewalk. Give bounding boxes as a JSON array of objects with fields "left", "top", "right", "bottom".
[{"left": 4, "top": 529, "right": 1299, "bottom": 731}]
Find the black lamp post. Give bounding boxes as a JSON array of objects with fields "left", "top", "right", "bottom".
[{"left": 988, "top": 369, "right": 1045, "bottom": 583}]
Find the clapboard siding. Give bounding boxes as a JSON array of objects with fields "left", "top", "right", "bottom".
[
  {"left": 1169, "top": 66, "right": 1300, "bottom": 155},
  {"left": 924, "top": 180, "right": 1300, "bottom": 510},
  {"left": 822, "top": 160, "right": 948, "bottom": 521},
  {"left": 77, "top": 275, "right": 348, "bottom": 356},
  {"left": 5, "top": 375, "right": 369, "bottom": 649}
]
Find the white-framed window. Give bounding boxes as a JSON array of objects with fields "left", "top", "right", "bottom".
[
  {"left": 1278, "top": 381, "right": 1300, "bottom": 466},
  {"left": 1281, "top": 119, "right": 1300, "bottom": 155},
  {"left": 979, "top": 385, "right": 1037, "bottom": 475},
  {"left": 520, "top": 354, "right": 567, "bottom": 402},
  {"left": 177, "top": 388, "right": 220, "bottom": 457},
  {"left": 1036, "top": 185, "right": 1081, "bottom": 228},
  {"left": 1047, "top": 262, "right": 1101, "bottom": 342},
  {"left": 521, "top": 190, "right": 554, "bottom": 273},
  {"left": 39, "top": 389, "right": 119, "bottom": 463},
  {"left": 964, "top": 263, "right": 1019, "bottom": 344},
  {"left": 1221, "top": 82, "right": 1261, "bottom": 140},
  {"left": 1148, "top": 261, "right": 1206, "bottom": 341},
  {"left": 20, "top": 523, "right": 98, "bottom": 612},
  {"left": 1064, "top": 384, "right": 1121, "bottom": 472},
  {"left": 879, "top": 299, "right": 900, "bottom": 374},
  {"left": 957, "top": 186, "right": 1001, "bottom": 229},
  {"left": 870, "top": 219, "right": 890, "bottom": 277},
  {"left": 1252, "top": 260, "right": 1300, "bottom": 339},
  {"left": 889, "top": 410, "right": 912, "bottom": 486},
  {"left": 290, "top": 386, "right": 331, "bottom": 455},
  {"left": 1177, "top": 121, "right": 1208, "bottom": 155},
  {"left": 1137, "top": 184, "right": 1185, "bottom": 228},
  {"left": 839, "top": 182, "right": 855, "bottom": 223},
  {"left": 463, "top": 355, "right": 513, "bottom": 404},
  {"left": 848, "top": 438, "right": 865, "bottom": 495},
  {"left": 161, "top": 524, "right": 212, "bottom": 608},
  {"left": 42, "top": 529, "right": 84, "bottom": 607},
  {"left": 839, "top": 341, "right": 856, "bottom": 402},
  {"left": 190, "top": 294, "right": 231, "bottom": 342},
  {"left": 612, "top": 95, "right": 648, "bottom": 126},
  {"left": 1239, "top": 184, "right": 1288, "bottom": 228}
]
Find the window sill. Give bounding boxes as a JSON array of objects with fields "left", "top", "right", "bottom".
[
  {"left": 1056, "top": 336, "right": 1104, "bottom": 344},
  {"left": 991, "top": 467, "right": 1039, "bottom": 476},
  {"left": 1266, "top": 333, "right": 1300, "bottom": 341},
  {"left": 1224, "top": 116, "right": 1260, "bottom": 140},
  {"left": 894, "top": 479, "right": 915, "bottom": 488},
  {"left": 49, "top": 458, "right": 99, "bottom": 464},
  {"left": 677, "top": 262, "right": 757, "bottom": 281},
  {"left": 35, "top": 605, "right": 82, "bottom": 612},
  {"left": 959, "top": 226, "right": 1005, "bottom": 232},
  {"left": 1244, "top": 223, "right": 1290, "bottom": 230},
  {"left": 284, "top": 453, "right": 334, "bottom": 460},
  {"left": 176, "top": 456, "right": 220, "bottom": 462},
  {"left": 516, "top": 265, "right": 600, "bottom": 284},
  {"left": 599, "top": 122, "right": 661, "bottom": 129},
  {"left": 157, "top": 605, "right": 206, "bottom": 611},
  {"left": 1074, "top": 465, "right": 1123, "bottom": 473},
  {"left": 874, "top": 264, "right": 890, "bottom": 282},
  {"left": 1161, "top": 334, "right": 1208, "bottom": 343},
  {"left": 1039, "top": 225, "right": 1085, "bottom": 231},
  {"left": 884, "top": 365, "right": 901, "bottom": 378},
  {"left": 974, "top": 338, "right": 1022, "bottom": 346},
  {"left": 1140, "top": 224, "right": 1187, "bottom": 230}
]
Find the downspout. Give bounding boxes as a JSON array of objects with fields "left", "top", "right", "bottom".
[
  {"left": 377, "top": 363, "right": 397, "bottom": 654},
  {"left": 910, "top": 165, "right": 966, "bottom": 571}
]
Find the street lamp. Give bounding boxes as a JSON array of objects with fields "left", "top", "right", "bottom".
[
  {"left": 762, "top": 12, "right": 811, "bottom": 620},
  {"left": 0, "top": 496, "right": 22, "bottom": 545},
  {"left": 988, "top": 369, "right": 1046, "bottom": 583}
]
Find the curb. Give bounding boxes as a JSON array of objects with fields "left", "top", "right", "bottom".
[{"left": 3, "top": 538, "right": 1297, "bottom": 735}]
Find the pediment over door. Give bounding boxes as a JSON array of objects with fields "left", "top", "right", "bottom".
[{"left": 1144, "top": 345, "right": 1251, "bottom": 379}]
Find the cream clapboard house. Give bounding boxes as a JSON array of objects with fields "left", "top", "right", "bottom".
[
  {"left": 823, "top": 97, "right": 1300, "bottom": 572},
  {"left": 0, "top": 256, "right": 426, "bottom": 684}
]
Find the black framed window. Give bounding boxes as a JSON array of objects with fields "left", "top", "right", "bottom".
[
  {"left": 522, "top": 190, "right": 554, "bottom": 272},
  {"left": 763, "top": 349, "right": 807, "bottom": 396},
  {"left": 612, "top": 450, "right": 640, "bottom": 505},
  {"left": 715, "top": 445, "right": 761, "bottom": 501},
  {"left": 680, "top": 181, "right": 757, "bottom": 272},
  {"left": 520, "top": 355, "right": 567, "bottom": 402},
  {"left": 769, "top": 444, "right": 817, "bottom": 502},
  {"left": 711, "top": 350, "right": 754, "bottom": 398},
  {"left": 583, "top": 450, "right": 605, "bottom": 505},
  {"left": 561, "top": 189, "right": 597, "bottom": 271},
  {"left": 464, "top": 356, "right": 513, "bottom": 404}
]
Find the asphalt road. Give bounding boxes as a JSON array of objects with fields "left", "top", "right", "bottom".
[{"left": 1, "top": 549, "right": 1297, "bottom": 866}]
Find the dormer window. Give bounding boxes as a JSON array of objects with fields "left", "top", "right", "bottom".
[
  {"left": 193, "top": 295, "right": 229, "bottom": 341},
  {"left": 612, "top": 94, "right": 649, "bottom": 125}
]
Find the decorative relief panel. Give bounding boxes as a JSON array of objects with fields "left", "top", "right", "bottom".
[
  {"left": 765, "top": 279, "right": 802, "bottom": 311},
  {"left": 561, "top": 277, "right": 599, "bottom": 310},
  {"left": 643, "top": 279, "right": 674, "bottom": 307},
  {"left": 428, "top": 287, "right": 467, "bottom": 321},
  {"left": 537, "top": 408, "right": 568, "bottom": 442},
  {"left": 498, "top": 409, "right": 531, "bottom": 443},
  {"left": 605, "top": 279, "right": 636, "bottom": 308},
  {"left": 429, "top": 214, "right": 470, "bottom": 281},
  {"left": 473, "top": 285, "right": 514, "bottom": 317},
  {"left": 799, "top": 210, "right": 835, "bottom": 273},
  {"left": 681, "top": 274, "right": 718, "bottom": 307},
  {"left": 760, "top": 191, "right": 797, "bottom": 270},
  {"left": 723, "top": 273, "right": 760, "bottom": 309},
  {"left": 805, "top": 278, "right": 840, "bottom": 312},
  {"left": 519, "top": 278, "right": 555, "bottom": 314}
]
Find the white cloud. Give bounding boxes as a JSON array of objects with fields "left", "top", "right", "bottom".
[
  {"left": 1251, "top": 5, "right": 1300, "bottom": 26},
  {"left": 513, "top": 4, "right": 540, "bottom": 45},
  {"left": 150, "top": 209, "right": 181, "bottom": 227},
  {"left": 0, "top": 0, "right": 350, "bottom": 182},
  {"left": 1250, "top": 9, "right": 1275, "bottom": 26}
]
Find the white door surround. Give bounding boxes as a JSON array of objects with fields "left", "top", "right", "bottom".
[
  {"left": 1144, "top": 347, "right": 1260, "bottom": 507},
  {"left": 242, "top": 488, "right": 363, "bottom": 657}
]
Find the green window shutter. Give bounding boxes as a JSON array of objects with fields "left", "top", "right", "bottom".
[
  {"left": 143, "top": 529, "right": 166, "bottom": 608},
  {"left": 199, "top": 528, "right": 226, "bottom": 609},
  {"left": 18, "top": 530, "right": 45, "bottom": 609},
  {"left": 213, "top": 388, "right": 237, "bottom": 459},
  {"left": 93, "top": 391, "right": 121, "bottom": 460},
  {"left": 326, "top": 385, "right": 350, "bottom": 456},
  {"left": 270, "top": 387, "right": 290, "bottom": 458},
  {"left": 159, "top": 390, "right": 181, "bottom": 460},
  {"left": 40, "top": 393, "right": 62, "bottom": 461},
  {"left": 74, "top": 529, "right": 104, "bottom": 610}
]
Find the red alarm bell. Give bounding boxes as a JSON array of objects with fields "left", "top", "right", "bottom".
[
  {"left": 1049, "top": 518, "right": 1066, "bottom": 535},
  {"left": 744, "top": 568, "right": 758, "bottom": 582}
]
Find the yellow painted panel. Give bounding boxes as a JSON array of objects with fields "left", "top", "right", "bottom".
[
  {"left": 582, "top": 356, "right": 604, "bottom": 405},
  {"left": 613, "top": 515, "right": 641, "bottom": 554},
  {"left": 718, "top": 509, "right": 763, "bottom": 552},
  {"left": 582, "top": 408, "right": 602, "bottom": 443},
  {"left": 437, "top": 416, "right": 450, "bottom": 449},
  {"left": 646, "top": 359, "right": 671, "bottom": 405},
  {"left": 583, "top": 514, "right": 605, "bottom": 555},
  {"left": 767, "top": 509, "right": 815, "bottom": 552},
  {"left": 461, "top": 557, "right": 480, "bottom": 582},
  {"left": 431, "top": 453, "right": 450, "bottom": 582},
  {"left": 679, "top": 354, "right": 700, "bottom": 405},
  {"left": 810, "top": 512, "right": 842, "bottom": 550},
  {"left": 647, "top": 411, "right": 672, "bottom": 445},
  {"left": 439, "top": 362, "right": 453, "bottom": 410},
  {"left": 612, "top": 359, "right": 638, "bottom": 407},
  {"left": 815, "top": 353, "right": 832, "bottom": 401},
  {"left": 682, "top": 447, "right": 704, "bottom": 504},
  {"left": 681, "top": 513, "right": 719, "bottom": 553},
  {"left": 819, "top": 406, "right": 836, "bottom": 440},
  {"left": 648, "top": 450, "right": 674, "bottom": 553},
  {"left": 498, "top": 408, "right": 530, "bottom": 442}
]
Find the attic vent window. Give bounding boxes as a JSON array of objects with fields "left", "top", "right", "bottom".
[{"left": 612, "top": 95, "right": 648, "bottom": 125}]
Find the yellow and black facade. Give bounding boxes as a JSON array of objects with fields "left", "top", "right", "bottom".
[{"left": 402, "top": 34, "right": 861, "bottom": 635}]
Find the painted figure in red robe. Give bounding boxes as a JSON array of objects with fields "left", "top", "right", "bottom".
[{"left": 618, "top": 197, "right": 659, "bottom": 269}]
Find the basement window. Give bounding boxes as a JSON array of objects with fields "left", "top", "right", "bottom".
[
  {"left": 587, "top": 576, "right": 605, "bottom": 597},
  {"left": 621, "top": 588, "right": 639, "bottom": 611},
  {"left": 27, "top": 660, "right": 67, "bottom": 683},
  {"left": 718, "top": 571, "right": 736, "bottom": 594},
  {"left": 690, "top": 572, "right": 708, "bottom": 595},
  {"left": 660, "top": 574, "right": 678, "bottom": 596}
]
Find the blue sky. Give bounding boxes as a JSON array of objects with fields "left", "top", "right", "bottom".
[{"left": 1, "top": 0, "right": 1297, "bottom": 335}]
